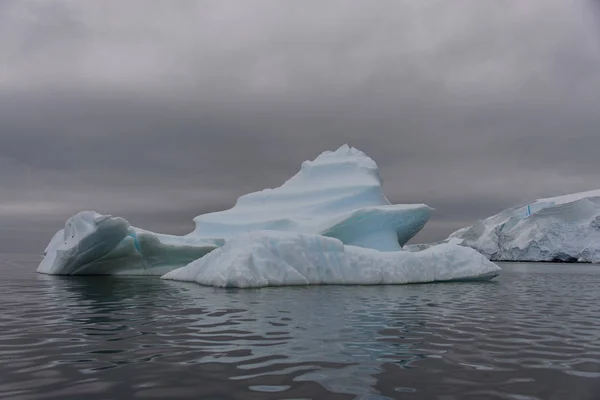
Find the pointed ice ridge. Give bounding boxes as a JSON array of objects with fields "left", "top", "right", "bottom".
[{"left": 191, "top": 145, "right": 431, "bottom": 251}]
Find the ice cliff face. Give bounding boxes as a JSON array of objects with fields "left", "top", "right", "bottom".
[{"left": 446, "top": 190, "right": 600, "bottom": 263}]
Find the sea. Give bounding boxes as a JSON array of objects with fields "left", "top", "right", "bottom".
[{"left": 1, "top": 254, "right": 599, "bottom": 400}]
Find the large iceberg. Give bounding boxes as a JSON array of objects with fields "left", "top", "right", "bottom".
[
  {"left": 162, "top": 231, "right": 500, "bottom": 288},
  {"left": 37, "top": 145, "right": 501, "bottom": 284},
  {"left": 38, "top": 145, "right": 434, "bottom": 276},
  {"left": 443, "top": 190, "right": 600, "bottom": 263}
]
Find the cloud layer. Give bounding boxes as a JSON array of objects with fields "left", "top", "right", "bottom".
[{"left": 1, "top": 1, "right": 600, "bottom": 252}]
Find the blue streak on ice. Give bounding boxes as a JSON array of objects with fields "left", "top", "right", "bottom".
[{"left": 128, "top": 231, "right": 142, "bottom": 253}]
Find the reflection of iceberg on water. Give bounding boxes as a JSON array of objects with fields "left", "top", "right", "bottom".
[{"left": 37, "top": 145, "right": 500, "bottom": 286}]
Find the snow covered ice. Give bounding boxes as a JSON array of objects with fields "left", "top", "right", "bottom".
[
  {"left": 444, "top": 190, "right": 600, "bottom": 263},
  {"left": 162, "top": 231, "right": 500, "bottom": 288},
  {"left": 37, "top": 145, "right": 500, "bottom": 284}
]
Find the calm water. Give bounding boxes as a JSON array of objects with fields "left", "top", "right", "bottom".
[{"left": 1, "top": 255, "right": 599, "bottom": 400}]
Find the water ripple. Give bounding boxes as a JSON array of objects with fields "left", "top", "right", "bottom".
[{"left": 0, "top": 254, "right": 599, "bottom": 399}]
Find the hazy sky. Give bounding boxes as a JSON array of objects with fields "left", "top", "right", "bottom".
[{"left": 1, "top": 1, "right": 600, "bottom": 253}]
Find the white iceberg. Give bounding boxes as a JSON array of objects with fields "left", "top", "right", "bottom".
[
  {"left": 444, "top": 189, "right": 600, "bottom": 263},
  {"left": 162, "top": 231, "right": 500, "bottom": 288},
  {"left": 38, "top": 145, "right": 435, "bottom": 276},
  {"left": 38, "top": 211, "right": 219, "bottom": 275}
]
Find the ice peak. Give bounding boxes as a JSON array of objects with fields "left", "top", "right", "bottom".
[
  {"left": 298, "top": 145, "right": 378, "bottom": 177},
  {"left": 312, "top": 144, "right": 371, "bottom": 162},
  {"left": 191, "top": 145, "right": 429, "bottom": 250}
]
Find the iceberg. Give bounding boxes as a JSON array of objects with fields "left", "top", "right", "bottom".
[
  {"left": 38, "top": 145, "right": 435, "bottom": 276},
  {"left": 443, "top": 190, "right": 600, "bottom": 263},
  {"left": 162, "top": 231, "right": 500, "bottom": 288},
  {"left": 38, "top": 211, "right": 219, "bottom": 275}
]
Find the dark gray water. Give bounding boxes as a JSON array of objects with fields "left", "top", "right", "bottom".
[{"left": 1, "top": 255, "right": 599, "bottom": 400}]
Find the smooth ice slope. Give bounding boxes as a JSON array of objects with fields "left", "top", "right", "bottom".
[
  {"left": 162, "top": 231, "right": 500, "bottom": 288},
  {"left": 190, "top": 145, "right": 432, "bottom": 251},
  {"left": 38, "top": 211, "right": 219, "bottom": 275},
  {"left": 446, "top": 190, "right": 600, "bottom": 263}
]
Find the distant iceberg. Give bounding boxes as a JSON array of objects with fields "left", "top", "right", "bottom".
[
  {"left": 438, "top": 190, "right": 600, "bottom": 263},
  {"left": 38, "top": 145, "right": 500, "bottom": 284},
  {"left": 162, "top": 231, "right": 500, "bottom": 288}
]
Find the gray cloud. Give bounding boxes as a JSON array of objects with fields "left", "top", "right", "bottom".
[{"left": 1, "top": 0, "right": 600, "bottom": 252}]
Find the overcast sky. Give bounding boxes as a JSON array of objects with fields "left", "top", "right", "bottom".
[{"left": 1, "top": 1, "right": 600, "bottom": 253}]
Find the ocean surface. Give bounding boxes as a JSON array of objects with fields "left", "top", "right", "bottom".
[{"left": 1, "top": 254, "right": 599, "bottom": 400}]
